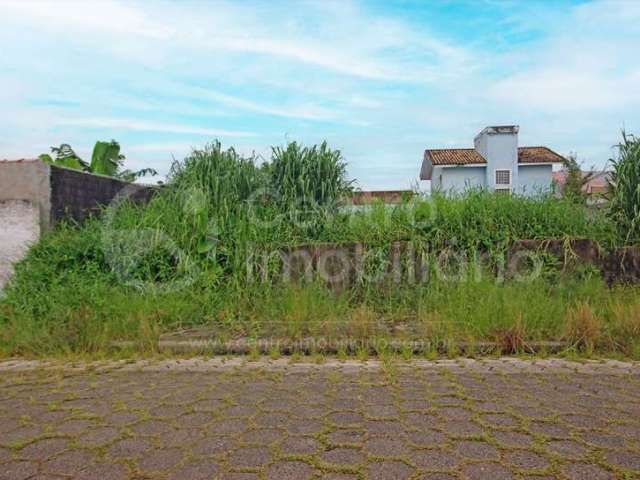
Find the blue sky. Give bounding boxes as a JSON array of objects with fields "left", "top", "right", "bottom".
[{"left": 1, "top": 0, "right": 639, "bottom": 189}]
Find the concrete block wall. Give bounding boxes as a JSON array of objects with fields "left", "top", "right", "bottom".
[
  {"left": 49, "top": 164, "right": 156, "bottom": 224},
  {"left": 0, "top": 159, "right": 156, "bottom": 290}
]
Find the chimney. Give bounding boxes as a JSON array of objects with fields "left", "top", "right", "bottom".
[{"left": 474, "top": 125, "right": 519, "bottom": 192}]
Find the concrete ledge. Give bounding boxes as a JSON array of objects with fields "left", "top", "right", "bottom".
[{"left": 112, "top": 336, "right": 568, "bottom": 355}]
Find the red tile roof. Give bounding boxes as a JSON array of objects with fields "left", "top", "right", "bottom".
[
  {"left": 426, "top": 148, "right": 484, "bottom": 166},
  {"left": 552, "top": 170, "right": 611, "bottom": 194},
  {"left": 425, "top": 146, "right": 564, "bottom": 166},
  {"left": 517, "top": 146, "right": 565, "bottom": 164}
]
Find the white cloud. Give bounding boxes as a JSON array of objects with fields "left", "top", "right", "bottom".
[
  {"left": 488, "top": 0, "right": 640, "bottom": 114},
  {"left": 56, "top": 118, "right": 257, "bottom": 137},
  {"left": 188, "top": 88, "right": 339, "bottom": 121},
  {"left": 0, "top": 0, "right": 471, "bottom": 82}
]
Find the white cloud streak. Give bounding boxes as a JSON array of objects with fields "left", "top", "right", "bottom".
[{"left": 56, "top": 118, "right": 257, "bottom": 137}]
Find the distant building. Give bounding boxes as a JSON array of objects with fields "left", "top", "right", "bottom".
[
  {"left": 552, "top": 170, "right": 610, "bottom": 197},
  {"left": 420, "top": 125, "right": 565, "bottom": 195}
]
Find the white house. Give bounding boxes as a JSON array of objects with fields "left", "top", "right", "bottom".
[{"left": 420, "top": 125, "right": 565, "bottom": 195}]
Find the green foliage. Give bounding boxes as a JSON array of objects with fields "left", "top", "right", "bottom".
[
  {"left": 40, "top": 140, "right": 157, "bottom": 181},
  {"left": 561, "top": 153, "right": 594, "bottom": 203},
  {"left": 90, "top": 140, "right": 123, "bottom": 177},
  {"left": 269, "top": 141, "right": 354, "bottom": 209},
  {"left": 608, "top": 130, "right": 640, "bottom": 244},
  {"left": 42, "top": 144, "right": 89, "bottom": 171},
  {"left": 0, "top": 139, "right": 632, "bottom": 356}
]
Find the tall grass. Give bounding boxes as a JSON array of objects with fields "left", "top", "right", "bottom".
[
  {"left": 0, "top": 140, "right": 634, "bottom": 357},
  {"left": 608, "top": 131, "right": 640, "bottom": 244}
]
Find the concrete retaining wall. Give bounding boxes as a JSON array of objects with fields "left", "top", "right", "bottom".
[{"left": 275, "top": 239, "right": 640, "bottom": 288}]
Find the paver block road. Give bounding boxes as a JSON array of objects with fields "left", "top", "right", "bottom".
[{"left": 0, "top": 358, "right": 639, "bottom": 479}]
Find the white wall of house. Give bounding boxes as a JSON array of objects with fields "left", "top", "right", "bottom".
[
  {"left": 517, "top": 164, "right": 554, "bottom": 195},
  {"left": 474, "top": 126, "right": 519, "bottom": 191},
  {"left": 433, "top": 166, "right": 485, "bottom": 193}
]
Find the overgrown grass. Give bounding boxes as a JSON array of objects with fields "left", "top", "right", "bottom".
[
  {"left": 2, "top": 255, "right": 640, "bottom": 357},
  {"left": 0, "top": 141, "right": 636, "bottom": 357}
]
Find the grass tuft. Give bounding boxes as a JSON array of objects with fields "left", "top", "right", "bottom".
[{"left": 563, "top": 303, "right": 602, "bottom": 353}]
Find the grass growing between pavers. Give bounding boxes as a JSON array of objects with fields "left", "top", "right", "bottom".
[{"left": 0, "top": 359, "right": 639, "bottom": 479}]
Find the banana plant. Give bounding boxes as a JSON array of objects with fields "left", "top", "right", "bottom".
[{"left": 39, "top": 140, "right": 157, "bottom": 181}]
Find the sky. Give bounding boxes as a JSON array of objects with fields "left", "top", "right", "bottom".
[{"left": 1, "top": 0, "right": 639, "bottom": 189}]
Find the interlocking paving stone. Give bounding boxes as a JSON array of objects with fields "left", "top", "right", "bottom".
[
  {"left": 266, "top": 460, "right": 314, "bottom": 480},
  {"left": 18, "top": 438, "right": 67, "bottom": 460},
  {"left": 454, "top": 440, "right": 500, "bottom": 460},
  {"left": 168, "top": 459, "right": 221, "bottom": 480},
  {"left": 107, "top": 437, "right": 152, "bottom": 458},
  {"left": 41, "top": 450, "right": 96, "bottom": 476},
  {"left": 55, "top": 419, "right": 95, "bottom": 435},
  {"left": 279, "top": 436, "right": 321, "bottom": 455},
  {"left": 320, "top": 447, "right": 366, "bottom": 467},
  {"left": 366, "top": 460, "right": 414, "bottom": 480},
  {"left": 130, "top": 419, "right": 173, "bottom": 436},
  {"left": 504, "top": 450, "right": 551, "bottom": 470},
  {"left": 409, "top": 449, "right": 459, "bottom": 470},
  {"left": 418, "top": 474, "right": 457, "bottom": 480},
  {"left": 318, "top": 474, "right": 358, "bottom": 480},
  {"left": 137, "top": 448, "right": 184, "bottom": 473},
  {"left": 228, "top": 446, "right": 272, "bottom": 468},
  {"left": 0, "top": 425, "right": 43, "bottom": 446},
  {"left": 191, "top": 435, "right": 236, "bottom": 456},
  {"left": 545, "top": 439, "right": 587, "bottom": 459},
  {"left": 604, "top": 450, "right": 640, "bottom": 471},
  {"left": 407, "top": 429, "right": 448, "bottom": 446},
  {"left": 1, "top": 460, "right": 39, "bottom": 480},
  {"left": 75, "top": 463, "right": 128, "bottom": 480},
  {"left": 561, "top": 462, "right": 616, "bottom": 480},
  {"left": 78, "top": 426, "right": 121, "bottom": 447},
  {"left": 462, "top": 462, "right": 515, "bottom": 480},
  {"left": 326, "top": 429, "right": 365, "bottom": 445},
  {"left": 364, "top": 436, "right": 411, "bottom": 456},
  {"left": 1, "top": 358, "right": 639, "bottom": 479},
  {"left": 440, "top": 419, "right": 483, "bottom": 437}
]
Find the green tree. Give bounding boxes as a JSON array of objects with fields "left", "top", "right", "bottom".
[
  {"left": 39, "top": 140, "right": 157, "bottom": 181},
  {"left": 560, "top": 153, "right": 595, "bottom": 203},
  {"left": 608, "top": 130, "right": 640, "bottom": 244}
]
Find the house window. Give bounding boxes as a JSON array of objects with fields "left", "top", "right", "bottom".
[{"left": 495, "top": 169, "right": 511, "bottom": 186}]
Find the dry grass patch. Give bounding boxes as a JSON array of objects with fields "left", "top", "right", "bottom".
[
  {"left": 563, "top": 303, "right": 601, "bottom": 352},
  {"left": 491, "top": 314, "right": 528, "bottom": 353}
]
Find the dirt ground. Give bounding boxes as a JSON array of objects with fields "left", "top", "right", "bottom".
[{"left": 0, "top": 358, "right": 639, "bottom": 479}]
